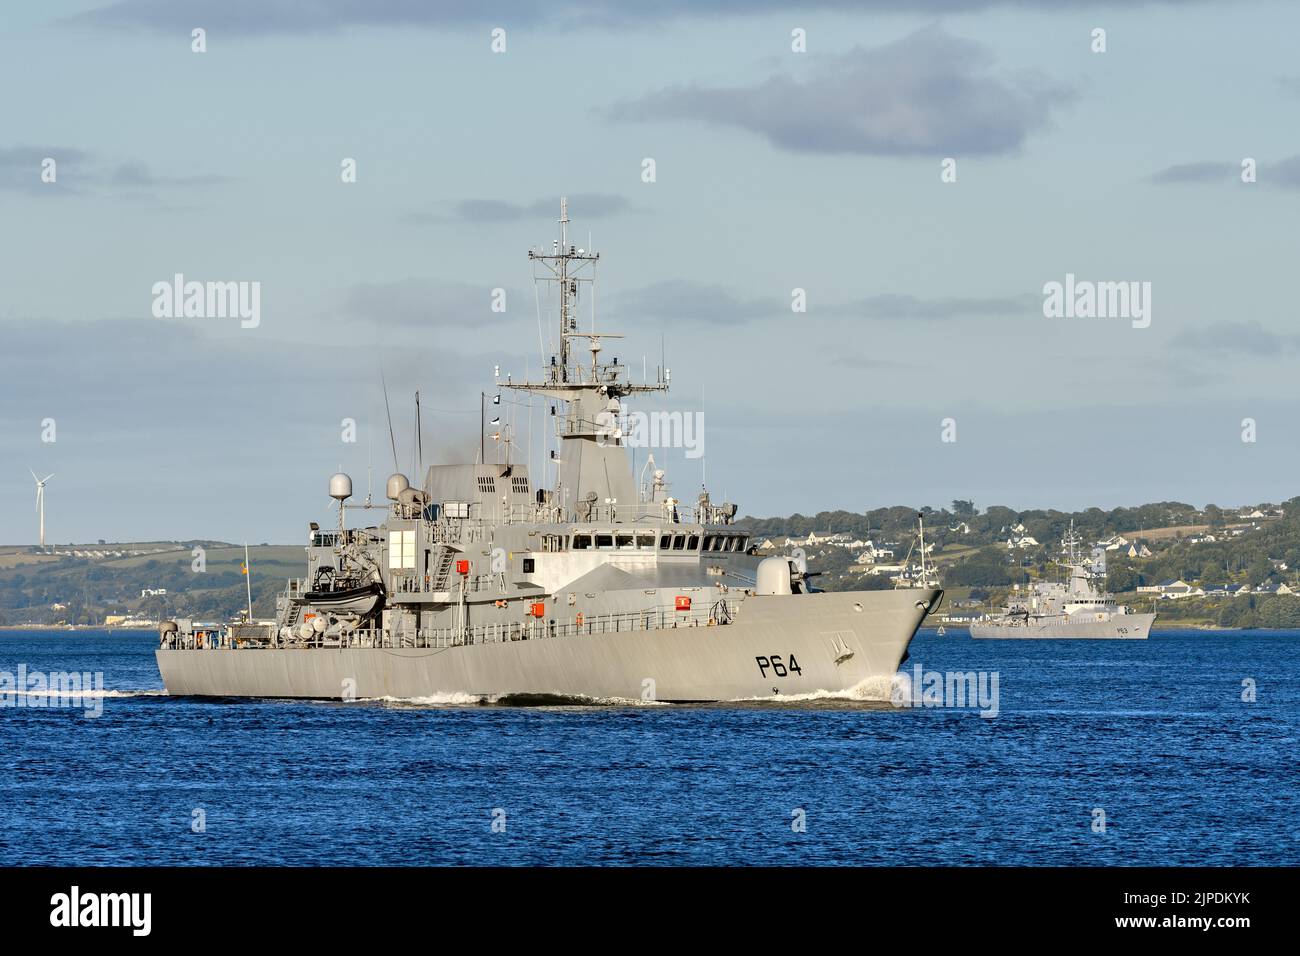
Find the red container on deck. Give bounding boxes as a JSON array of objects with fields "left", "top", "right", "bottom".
[
  {"left": 456, "top": 559, "right": 470, "bottom": 575},
  {"left": 675, "top": 595, "right": 691, "bottom": 611},
  {"left": 530, "top": 602, "right": 546, "bottom": 618}
]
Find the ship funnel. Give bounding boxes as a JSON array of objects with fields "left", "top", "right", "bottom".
[
  {"left": 328, "top": 473, "right": 353, "bottom": 502},
  {"left": 386, "top": 473, "right": 410, "bottom": 501}
]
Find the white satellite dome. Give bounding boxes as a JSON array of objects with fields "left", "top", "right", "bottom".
[
  {"left": 386, "top": 473, "right": 410, "bottom": 501},
  {"left": 328, "top": 473, "right": 353, "bottom": 501}
]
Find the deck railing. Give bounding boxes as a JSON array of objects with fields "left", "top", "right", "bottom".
[{"left": 161, "top": 600, "right": 741, "bottom": 652}]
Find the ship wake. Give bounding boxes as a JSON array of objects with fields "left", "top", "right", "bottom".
[
  {"left": 726, "top": 672, "right": 906, "bottom": 705},
  {"left": 3, "top": 688, "right": 168, "bottom": 699},
  {"left": 342, "top": 692, "right": 669, "bottom": 708}
]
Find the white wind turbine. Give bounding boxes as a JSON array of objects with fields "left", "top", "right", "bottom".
[{"left": 31, "top": 470, "right": 54, "bottom": 547}]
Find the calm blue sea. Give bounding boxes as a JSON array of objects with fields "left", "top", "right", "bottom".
[{"left": 0, "top": 628, "right": 1296, "bottom": 866}]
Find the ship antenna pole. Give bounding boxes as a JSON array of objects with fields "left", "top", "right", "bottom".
[
  {"left": 381, "top": 367, "right": 399, "bottom": 473},
  {"left": 559, "top": 196, "right": 571, "bottom": 374},
  {"left": 243, "top": 542, "right": 254, "bottom": 625},
  {"left": 416, "top": 390, "right": 423, "bottom": 479},
  {"left": 918, "top": 512, "right": 927, "bottom": 584}
]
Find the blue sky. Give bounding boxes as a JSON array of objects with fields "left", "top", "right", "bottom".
[{"left": 2, "top": 0, "right": 1298, "bottom": 543}]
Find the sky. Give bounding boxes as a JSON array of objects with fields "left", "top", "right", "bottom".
[{"left": 1, "top": 0, "right": 1298, "bottom": 544}]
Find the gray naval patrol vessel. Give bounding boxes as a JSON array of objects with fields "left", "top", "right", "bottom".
[
  {"left": 969, "top": 523, "right": 1154, "bottom": 639},
  {"left": 157, "top": 199, "right": 942, "bottom": 701}
]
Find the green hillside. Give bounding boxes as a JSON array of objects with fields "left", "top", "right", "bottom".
[{"left": 0, "top": 542, "right": 304, "bottom": 626}]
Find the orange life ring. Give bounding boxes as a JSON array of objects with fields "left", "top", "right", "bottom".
[{"left": 576, "top": 612, "right": 584, "bottom": 626}]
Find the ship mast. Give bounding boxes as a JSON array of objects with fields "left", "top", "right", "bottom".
[
  {"left": 527, "top": 196, "right": 602, "bottom": 382},
  {"left": 1062, "top": 519, "right": 1082, "bottom": 565},
  {"left": 502, "top": 198, "right": 668, "bottom": 522},
  {"left": 518, "top": 197, "right": 668, "bottom": 393}
]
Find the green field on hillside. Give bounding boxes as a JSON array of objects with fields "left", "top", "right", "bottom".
[{"left": 0, "top": 542, "right": 305, "bottom": 625}]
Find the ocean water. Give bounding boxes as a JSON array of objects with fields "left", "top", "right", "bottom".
[{"left": 0, "top": 628, "right": 1296, "bottom": 866}]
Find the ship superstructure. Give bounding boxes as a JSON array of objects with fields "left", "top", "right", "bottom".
[
  {"left": 968, "top": 522, "right": 1154, "bottom": 639},
  {"left": 156, "top": 200, "right": 941, "bottom": 701}
]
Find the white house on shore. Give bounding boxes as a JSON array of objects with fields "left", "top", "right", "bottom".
[
  {"left": 854, "top": 540, "right": 897, "bottom": 564},
  {"left": 1137, "top": 579, "right": 1204, "bottom": 599}
]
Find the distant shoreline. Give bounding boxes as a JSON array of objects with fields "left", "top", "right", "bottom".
[
  {"left": 923, "top": 622, "right": 1292, "bottom": 633},
  {"left": 0, "top": 625, "right": 157, "bottom": 632}
]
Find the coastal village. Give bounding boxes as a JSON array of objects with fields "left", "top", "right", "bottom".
[
  {"left": 755, "top": 506, "right": 1288, "bottom": 587},
  {"left": 746, "top": 501, "right": 1300, "bottom": 629}
]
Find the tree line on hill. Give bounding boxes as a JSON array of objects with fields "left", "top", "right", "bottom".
[
  {"left": 743, "top": 499, "right": 1271, "bottom": 552},
  {"left": 748, "top": 496, "right": 1300, "bottom": 598}
]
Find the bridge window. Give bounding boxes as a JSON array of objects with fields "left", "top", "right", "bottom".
[
  {"left": 687, "top": 535, "right": 699, "bottom": 550},
  {"left": 637, "top": 534, "right": 655, "bottom": 549},
  {"left": 660, "top": 534, "right": 671, "bottom": 549},
  {"left": 573, "top": 535, "right": 592, "bottom": 550},
  {"left": 617, "top": 534, "right": 635, "bottom": 549},
  {"left": 596, "top": 534, "right": 614, "bottom": 549},
  {"left": 672, "top": 535, "right": 685, "bottom": 550}
]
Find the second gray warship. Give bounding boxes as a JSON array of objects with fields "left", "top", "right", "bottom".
[
  {"left": 156, "top": 199, "right": 941, "bottom": 701},
  {"left": 969, "top": 523, "right": 1154, "bottom": 639}
]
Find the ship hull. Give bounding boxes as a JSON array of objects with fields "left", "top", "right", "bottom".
[
  {"left": 968, "top": 612, "right": 1155, "bottom": 640},
  {"left": 156, "top": 589, "right": 938, "bottom": 702}
]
